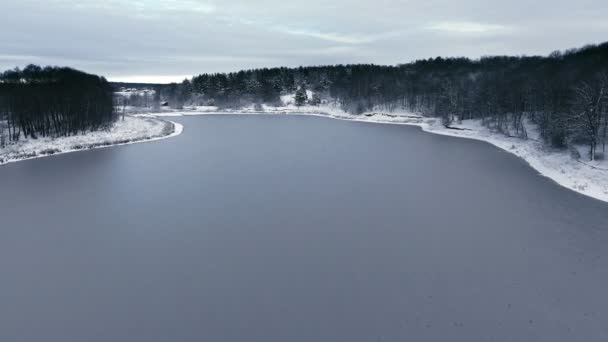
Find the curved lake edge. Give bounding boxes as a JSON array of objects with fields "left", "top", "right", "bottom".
[
  {"left": 3, "top": 111, "right": 608, "bottom": 342},
  {"left": 2, "top": 110, "right": 606, "bottom": 204},
  {"left": 0, "top": 116, "right": 184, "bottom": 167},
  {"left": 145, "top": 111, "right": 608, "bottom": 204}
]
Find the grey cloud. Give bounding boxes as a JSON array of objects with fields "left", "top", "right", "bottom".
[{"left": 1, "top": 0, "right": 606, "bottom": 82}]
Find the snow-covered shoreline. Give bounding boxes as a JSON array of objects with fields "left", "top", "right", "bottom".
[
  {"left": 0, "top": 116, "right": 183, "bottom": 167},
  {"left": 2, "top": 103, "right": 606, "bottom": 203},
  {"left": 139, "top": 106, "right": 608, "bottom": 204}
]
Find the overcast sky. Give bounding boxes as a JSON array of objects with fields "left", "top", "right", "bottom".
[{"left": 1, "top": 0, "right": 607, "bottom": 83}]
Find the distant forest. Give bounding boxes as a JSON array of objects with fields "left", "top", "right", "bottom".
[
  {"left": 148, "top": 41, "right": 608, "bottom": 160},
  {"left": 0, "top": 65, "right": 115, "bottom": 143}
]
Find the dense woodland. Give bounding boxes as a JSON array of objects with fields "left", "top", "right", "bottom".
[
  {"left": 2, "top": 43, "right": 607, "bottom": 161},
  {"left": 151, "top": 42, "right": 608, "bottom": 160},
  {"left": 0, "top": 65, "right": 116, "bottom": 144}
]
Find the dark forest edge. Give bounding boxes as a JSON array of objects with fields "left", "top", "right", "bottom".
[
  {"left": 129, "top": 41, "right": 607, "bottom": 161},
  {"left": 1, "top": 41, "right": 607, "bottom": 162},
  {"left": 0, "top": 66, "right": 116, "bottom": 144}
]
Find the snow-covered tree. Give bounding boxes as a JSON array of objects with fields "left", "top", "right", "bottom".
[
  {"left": 571, "top": 76, "right": 607, "bottom": 160},
  {"left": 309, "top": 92, "right": 321, "bottom": 106},
  {"left": 295, "top": 86, "right": 308, "bottom": 107}
]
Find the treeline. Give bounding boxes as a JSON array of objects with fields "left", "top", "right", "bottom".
[
  {"left": 160, "top": 41, "right": 608, "bottom": 160},
  {"left": 0, "top": 65, "right": 116, "bottom": 143}
]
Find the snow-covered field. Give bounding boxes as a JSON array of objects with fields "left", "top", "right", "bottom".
[
  {"left": 115, "top": 88, "right": 156, "bottom": 97},
  {"left": 136, "top": 102, "right": 608, "bottom": 204},
  {"left": 0, "top": 116, "right": 183, "bottom": 166}
]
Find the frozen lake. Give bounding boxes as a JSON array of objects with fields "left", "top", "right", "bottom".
[{"left": 1, "top": 114, "right": 607, "bottom": 341}]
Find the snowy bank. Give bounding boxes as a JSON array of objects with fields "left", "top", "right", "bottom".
[
  {"left": 0, "top": 116, "right": 183, "bottom": 166},
  {"left": 138, "top": 105, "right": 608, "bottom": 203}
]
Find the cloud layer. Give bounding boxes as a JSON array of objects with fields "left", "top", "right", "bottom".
[{"left": 1, "top": 0, "right": 606, "bottom": 82}]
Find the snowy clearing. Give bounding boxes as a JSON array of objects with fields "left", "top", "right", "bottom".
[
  {"left": 137, "top": 103, "right": 608, "bottom": 203},
  {"left": 0, "top": 116, "right": 183, "bottom": 166}
]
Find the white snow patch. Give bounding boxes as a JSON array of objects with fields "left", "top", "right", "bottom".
[
  {"left": 0, "top": 116, "right": 182, "bottom": 166},
  {"left": 280, "top": 90, "right": 314, "bottom": 106},
  {"left": 114, "top": 88, "right": 156, "bottom": 97}
]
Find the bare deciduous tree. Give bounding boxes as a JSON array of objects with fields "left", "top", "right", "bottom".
[{"left": 571, "top": 75, "right": 607, "bottom": 160}]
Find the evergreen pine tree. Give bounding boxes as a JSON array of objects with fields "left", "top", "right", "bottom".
[{"left": 295, "top": 86, "right": 308, "bottom": 107}]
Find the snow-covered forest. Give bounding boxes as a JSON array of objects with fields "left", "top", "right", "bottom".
[
  {"left": 0, "top": 66, "right": 182, "bottom": 165},
  {"left": 149, "top": 41, "right": 608, "bottom": 161}
]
